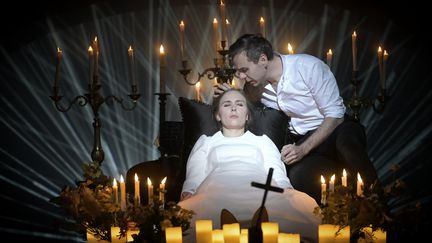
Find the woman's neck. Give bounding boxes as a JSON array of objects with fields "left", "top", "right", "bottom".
[{"left": 221, "top": 128, "right": 245, "bottom": 137}]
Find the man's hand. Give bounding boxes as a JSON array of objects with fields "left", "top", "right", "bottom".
[
  {"left": 180, "top": 191, "right": 193, "bottom": 201},
  {"left": 281, "top": 143, "right": 307, "bottom": 165},
  {"left": 213, "top": 82, "right": 233, "bottom": 98}
]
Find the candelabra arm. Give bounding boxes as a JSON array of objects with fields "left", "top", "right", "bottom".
[
  {"left": 50, "top": 95, "right": 88, "bottom": 112},
  {"left": 105, "top": 94, "right": 140, "bottom": 111}
]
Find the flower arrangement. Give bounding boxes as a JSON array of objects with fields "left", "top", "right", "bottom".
[
  {"left": 313, "top": 165, "right": 423, "bottom": 241},
  {"left": 50, "top": 161, "right": 194, "bottom": 242}
]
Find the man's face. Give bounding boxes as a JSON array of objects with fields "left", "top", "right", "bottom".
[{"left": 232, "top": 51, "right": 267, "bottom": 86}]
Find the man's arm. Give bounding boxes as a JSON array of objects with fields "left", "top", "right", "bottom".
[{"left": 281, "top": 116, "right": 344, "bottom": 165}]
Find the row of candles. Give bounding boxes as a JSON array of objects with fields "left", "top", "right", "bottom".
[
  {"left": 320, "top": 169, "right": 364, "bottom": 205},
  {"left": 111, "top": 174, "right": 167, "bottom": 210}
]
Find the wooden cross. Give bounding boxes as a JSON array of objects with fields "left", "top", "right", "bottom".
[{"left": 251, "top": 167, "right": 284, "bottom": 227}]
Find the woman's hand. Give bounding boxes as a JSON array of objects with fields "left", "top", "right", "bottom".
[{"left": 180, "top": 192, "right": 193, "bottom": 201}]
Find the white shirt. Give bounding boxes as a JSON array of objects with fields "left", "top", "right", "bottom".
[
  {"left": 182, "top": 131, "right": 292, "bottom": 194},
  {"left": 261, "top": 53, "right": 346, "bottom": 135}
]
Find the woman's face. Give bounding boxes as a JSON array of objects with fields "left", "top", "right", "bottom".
[{"left": 216, "top": 90, "right": 249, "bottom": 131}]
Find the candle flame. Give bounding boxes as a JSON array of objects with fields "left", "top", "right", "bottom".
[
  {"left": 357, "top": 173, "right": 363, "bottom": 183},
  {"left": 120, "top": 175, "right": 124, "bottom": 183},
  {"left": 327, "top": 49, "right": 332, "bottom": 55},
  {"left": 161, "top": 176, "right": 167, "bottom": 184},
  {"left": 384, "top": 50, "right": 389, "bottom": 60},
  {"left": 220, "top": 0, "right": 224, "bottom": 6},
  {"left": 128, "top": 46, "right": 133, "bottom": 52},
  {"left": 343, "top": 169, "right": 347, "bottom": 177},
  {"left": 134, "top": 173, "right": 139, "bottom": 182},
  {"left": 57, "top": 47, "right": 62, "bottom": 53},
  {"left": 260, "top": 17, "right": 265, "bottom": 23},
  {"left": 196, "top": 81, "right": 201, "bottom": 88},
  {"left": 330, "top": 174, "right": 335, "bottom": 182},
  {"left": 94, "top": 37, "right": 98, "bottom": 42},
  {"left": 352, "top": 31, "right": 357, "bottom": 37},
  {"left": 159, "top": 44, "right": 165, "bottom": 54},
  {"left": 113, "top": 178, "right": 117, "bottom": 187},
  {"left": 88, "top": 46, "right": 93, "bottom": 53},
  {"left": 226, "top": 19, "right": 230, "bottom": 25},
  {"left": 378, "top": 46, "right": 382, "bottom": 53},
  {"left": 213, "top": 18, "right": 218, "bottom": 24},
  {"left": 180, "top": 20, "right": 185, "bottom": 27},
  {"left": 147, "top": 177, "right": 152, "bottom": 186},
  {"left": 321, "top": 175, "right": 325, "bottom": 184},
  {"left": 287, "top": 43, "right": 294, "bottom": 54}
]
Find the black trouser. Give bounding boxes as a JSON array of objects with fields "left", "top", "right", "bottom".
[{"left": 286, "top": 119, "right": 379, "bottom": 204}]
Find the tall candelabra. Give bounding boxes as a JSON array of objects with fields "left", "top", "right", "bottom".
[{"left": 49, "top": 38, "right": 141, "bottom": 164}]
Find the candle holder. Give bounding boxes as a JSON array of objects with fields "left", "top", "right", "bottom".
[
  {"left": 50, "top": 73, "right": 141, "bottom": 164},
  {"left": 345, "top": 71, "right": 388, "bottom": 121},
  {"left": 178, "top": 40, "right": 236, "bottom": 86}
]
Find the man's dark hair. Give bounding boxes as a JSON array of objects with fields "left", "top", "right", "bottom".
[{"left": 228, "top": 33, "right": 274, "bottom": 65}]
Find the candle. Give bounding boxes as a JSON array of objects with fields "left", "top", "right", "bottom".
[
  {"left": 134, "top": 173, "right": 140, "bottom": 205},
  {"left": 329, "top": 174, "right": 335, "bottom": 192},
  {"left": 87, "top": 229, "right": 110, "bottom": 243},
  {"left": 147, "top": 177, "right": 153, "bottom": 205},
  {"left": 196, "top": 220, "right": 213, "bottom": 243},
  {"left": 165, "top": 227, "right": 182, "bottom": 243},
  {"left": 359, "top": 227, "right": 386, "bottom": 243},
  {"left": 321, "top": 175, "right": 326, "bottom": 205},
  {"left": 259, "top": 17, "right": 265, "bottom": 38},
  {"left": 159, "top": 44, "right": 166, "bottom": 93},
  {"left": 93, "top": 37, "right": 99, "bottom": 84},
  {"left": 377, "top": 46, "right": 383, "bottom": 89},
  {"left": 212, "top": 229, "right": 224, "bottom": 243},
  {"left": 278, "top": 233, "right": 300, "bottom": 243},
  {"left": 195, "top": 81, "right": 201, "bottom": 102},
  {"left": 319, "top": 224, "right": 350, "bottom": 243},
  {"left": 261, "top": 222, "right": 278, "bottom": 243},
  {"left": 223, "top": 223, "right": 240, "bottom": 243},
  {"left": 88, "top": 46, "right": 94, "bottom": 84},
  {"left": 226, "top": 19, "right": 231, "bottom": 46},
  {"left": 213, "top": 18, "right": 219, "bottom": 55},
  {"left": 352, "top": 31, "right": 358, "bottom": 71},
  {"left": 240, "top": 229, "right": 248, "bottom": 243},
  {"left": 287, "top": 43, "right": 294, "bottom": 54},
  {"left": 383, "top": 50, "right": 388, "bottom": 89},
  {"left": 341, "top": 169, "right": 347, "bottom": 187},
  {"left": 110, "top": 226, "right": 124, "bottom": 243},
  {"left": 326, "top": 49, "right": 333, "bottom": 68},
  {"left": 54, "top": 47, "right": 62, "bottom": 88},
  {"left": 219, "top": 0, "right": 227, "bottom": 43},
  {"left": 120, "top": 175, "right": 126, "bottom": 211},
  {"left": 159, "top": 176, "right": 167, "bottom": 205},
  {"left": 179, "top": 20, "right": 185, "bottom": 60},
  {"left": 128, "top": 46, "right": 136, "bottom": 86},
  {"left": 357, "top": 173, "right": 363, "bottom": 196},
  {"left": 112, "top": 178, "right": 118, "bottom": 204}
]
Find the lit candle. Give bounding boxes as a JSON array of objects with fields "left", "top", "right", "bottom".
[
  {"left": 326, "top": 49, "right": 333, "bottom": 68},
  {"left": 261, "top": 222, "right": 278, "bottom": 243},
  {"left": 159, "top": 44, "right": 166, "bottom": 93},
  {"left": 128, "top": 46, "right": 136, "bottom": 86},
  {"left": 165, "top": 227, "right": 182, "bottom": 243},
  {"left": 357, "top": 172, "right": 363, "bottom": 196},
  {"left": 287, "top": 43, "right": 294, "bottom": 54},
  {"left": 212, "top": 229, "right": 224, "bottom": 243},
  {"left": 179, "top": 20, "right": 185, "bottom": 60},
  {"left": 88, "top": 46, "right": 94, "bottom": 84},
  {"left": 223, "top": 223, "right": 240, "bottom": 243},
  {"left": 213, "top": 18, "right": 219, "bottom": 55},
  {"left": 329, "top": 174, "right": 335, "bottom": 192},
  {"left": 319, "top": 224, "right": 350, "bottom": 243},
  {"left": 226, "top": 19, "right": 231, "bottom": 46},
  {"left": 196, "top": 220, "right": 213, "bottom": 243},
  {"left": 383, "top": 50, "right": 388, "bottom": 89},
  {"left": 54, "top": 47, "right": 62, "bottom": 88},
  {"left": 377, "top": 46, "right": 383, "bottom": 89},
  {"left": 321, "top": 175, "right": 326, "bottom": 205},
  {"left": 120, "top": 175, "right": 126, "bottom": 211},
  {"left": 240, "top": 229, "right": 248, "bottom": 243},
  {"left": 93, "top": 37, "right": 99, "bottom": 84},
  {"left": 159, "top": 176, "right": 167, "bottom": 205},
  {"left": 134, "top": 173, "right": 140, "bottom": 205},
  {"left": 219, "top": 0, "right": 227, "bottom": 43},
  {"left": 341, "top": 169, "right": 347, "bottom": 187},
  {"left": 112, "top": 178, "right": 118, "bottom": 204},
  {"left": 195, "top": 81, "right": 201, "bottom": 102},
  {"left": 278, "top": 233, "right": 300, "bottom": 243},
  {"left": 147, "top": 177, "right": 153, "bottom": 205},
  {"left": 352, "top": 31, "right": 358, "bottom": 71},
  {"left": 259, "top": 17, "right": 265, "bottom": 38}
]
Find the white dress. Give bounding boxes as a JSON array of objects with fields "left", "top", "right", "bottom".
[{"left": 178, "top": 131, "right": 321, "bottom": 242}]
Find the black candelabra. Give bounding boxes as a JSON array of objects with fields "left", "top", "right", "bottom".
[{"left": 49, "top": 38, "right": 141, "bottom": 164}]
